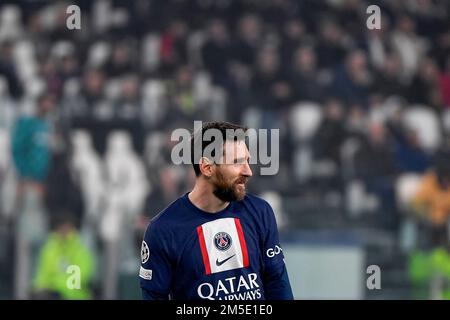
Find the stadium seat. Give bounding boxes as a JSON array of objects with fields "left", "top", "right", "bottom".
[
  {"left": 340, "top": 137, "right": 362, "bottom": 178},
  {"left": 62, "top": 78, "right": 81, "bottom": 97},
  {"left": 0, "top": 5, "right": 22, "bottom": 41},
  {"left": 345, "top": 179, "right": 379, "bottom": 217},
  {"left": 395, "top": 173, "right": 422, "bottom": 211},
  {"left": 290, "top": 102, "right": 323, "bottom": 142},
  {"left": 87, "top": 41, "right": 111, "bottom": 68},
  {"left": 103, "top": 131, "right": 149, "bottom": 224},
  {"left": 104, "top": 78, "right": 122, "bottom": 101},
  {"left": 14, "top": 41, "right": 38, "bottom": 88},
  {"left": 0, "top": 76, "right": 16, "bottom": 129},
  {"left": 293, "top": 145, "right": 313, "bottom": 183},
  {"left": 208, "top": 87, "right": 227, "bottom": 120},
  {"left": 193, "top": 71, "right": 212, "bottom": 106},
  {"left": 50, "top": 41, "right": 75, "bottom": 59},
  {"left": 141, "top": 34, "right": 160, "bottom": 72},
  {"left": 144, "top": 131, "right": 166, "bottom": 168},
  {"left": 395, "top": 174, "right": 423, "bottom": 253},
  {"left": 187, "top": 31, "right": 207, "bottom": 68},
  {"left": 0, "top": 76, "right": 7, "bottom": 97},
  {"left": 242, "top": 107, "right": 263, "bottom": 130},
  {"left": 141, "top": 79, "right": 166, "bottom": 127},
  {"left": 24, "top": 77, "right": 46, "bottom": 100},
  {"left": 71, "top": 129, "right": 105, "bottom": 220},
  {"left": 0, "top": 129, "right": 9, "bottom": 172},
  {"left": 259, "top": 191, "right": 288, "bottom": 230},
  {"left": 101, "top": 131, "right": 150, "bottom": 299},
  {"left": 403, "top": 105, "right": 441, "bottom": 151},
  {"left": 0, "top": 129, "right": 17, "bottom": 219}
]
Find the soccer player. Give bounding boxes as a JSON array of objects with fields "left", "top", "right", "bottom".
[{"left": 139, "top": 121, "right": 294, "bottom": 300}]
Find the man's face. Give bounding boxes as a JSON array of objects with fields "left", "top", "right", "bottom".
[{"left": 210, "top": 140, "right": 252, "bottom": 202}]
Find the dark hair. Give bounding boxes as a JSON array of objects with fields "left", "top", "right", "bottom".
[{"left": 191, "top": 121, "right": 248, "bottom": 177}]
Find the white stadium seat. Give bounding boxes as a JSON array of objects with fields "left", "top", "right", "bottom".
[
  {"left": 141, "top": 33, "right": 160, "bottom": 72},
  {"left": 103, "top": 130, "right": 149, "bottom": 222},
  {"left": 290, "top": 101, "right": 323, "bottom": 142},
  {"left": 71, "top": 129, "right": 105, "bottom": 220},
  {"left": 403, "top": 105, "right": 441, "bottom": 151},
  {"left": 395, "top": 173, "right": 422, "bottom": 211}
]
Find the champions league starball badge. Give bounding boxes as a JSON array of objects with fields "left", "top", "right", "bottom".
[{"left": 141, "top": 241, "right": 150, "bottom": 264}]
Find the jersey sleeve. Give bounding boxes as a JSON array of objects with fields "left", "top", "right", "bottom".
[
  {"left": 139, "top": 220, "right": 173, "bottom": 300},
  {"left": 261, "top": 202, "right": 294, "bottom": 300}
]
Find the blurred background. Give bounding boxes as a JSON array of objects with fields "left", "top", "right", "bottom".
[{"left": 0, "top": 0, "right": 449, "bottom": 300}]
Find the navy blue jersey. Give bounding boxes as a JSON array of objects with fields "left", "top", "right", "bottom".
[{"left": 139, "top": 193, "right": 294, "bottom": 300}]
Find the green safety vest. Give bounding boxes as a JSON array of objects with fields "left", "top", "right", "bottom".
[{"left": 33, "top": 231, "right": 94, "bottom": 299}]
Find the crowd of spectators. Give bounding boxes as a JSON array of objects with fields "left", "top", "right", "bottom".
[{"left": 0, "top": 0, "right": 449, "bottom": 299}]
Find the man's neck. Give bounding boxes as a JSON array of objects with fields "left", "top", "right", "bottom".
[{"left": 188, "top": 180, "right": 229, "bottom": 213}]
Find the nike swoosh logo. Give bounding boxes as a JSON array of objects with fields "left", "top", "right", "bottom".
[{"left": 216, "top": 255, "right": 235, "bottom": 267}]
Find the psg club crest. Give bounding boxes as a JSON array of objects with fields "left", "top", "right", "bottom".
[
  {"left": 141, "top": 241, "right": 150, "bottom": 264},
  {"left": 214, "top": 232, "right": 232, "bottom": 251}
]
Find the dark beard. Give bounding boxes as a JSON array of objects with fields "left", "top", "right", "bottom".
[
  {"left": 212, "top": 169, "right": 246, "bottom": 202},
  {"left": 213, "top": 186, "right": 239, "bottom": 202}
]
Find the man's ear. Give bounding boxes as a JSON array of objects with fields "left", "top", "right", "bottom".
[{"left": 199, "top": 157, "right": 214, "bottom": 178}]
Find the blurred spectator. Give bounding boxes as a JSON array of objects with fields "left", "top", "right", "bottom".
[
  {"left": 251, "top": 47, "right": 293, "bottom": 128},
  {"left": 439, "top": 56, "right": 450, "bottom": 108},
  {"left": 201, "top": 18, "right": 231, "bottom": 87},
  {"left": 143, "top": 165, "right": 182, "bottom": 220},
  {"left": 313, "top": 98, "right": 347, "bottom": 168},
  {"left": 408, "top": 57, "right": 442, "bottom": 110},
  {"left": 11, "top": 94, "right": 57, "bottom": 299},
  {"left": 409, "top": 246, "right": 450, "bottom": 300},
  {"left": 105, "top": 42, "right": 135, "bottom": 78},
  {"left": 114, "top": 74, "right": 145, "bottom": 152},
  {"left": 336, "top": 0, "right": 366, "bottom": 40},
  {"left": 394, "top": 128, "right": 431, "bottom": 173},
  {"left": 411, "top": 149, "right": 450, "bottom": 226},
  {"left": 0, "top": 40, "right": 23, "bottom": 98},
  {"left": 355, "top": 122, "right": 395, "bottom": 178},
  {"left": 12, "top": 94, "right": 55, "bottom": 183},
  {"left": 32, "top": 213, "right": 95, "bottom": 300},
  {"left": 290, "top": 45, "right": 325, "bottom": 102},
  {"left": 232, "top": 14, "right": 261, "bottom": 67},
  {"left": 332, "top": 50, "right": 372, "bottom": 106},
  {"left": 391, "top": 14, "right": 427, "bottom": 82},
  {"left": 226, "top": 60, "right": 253, "bottom": 123},
  {"left": 387, "top": 121, "right": 431, "bottom": 173},
  {"left": 346, "top": 104, "right": 368, "bottom": 138},
  {"left": 115, "top": 75, "right": 141, "bottom": 121},
  {"left": 39, "top": 58, "right": 62, "bottom": 97},
  {"left": 372, "top": 51, "right": 407, "bottom": 97},
  {"left": 312, "top": 98, "right": 347, "bottom": 190},
  {"left": 167, "top": 65, "right": 197, "bottom": 121},
  {"left": 366, "top": 15, "right": 393, "bottom": 71},
  {"left": 44, "top": 149, "right": 84, "bottom": 229},
  {"left": 316, "top": 19, "right": 347, "bottom": 69},
  {"left": 354, "top": 122, "right": 397, "bottom": 213},
  {"left": 58, "top": 54, "right": 80, "bottom": 85},
  {"left": 159, "top": 19, "right": 188, "bottom": 75},
  {"left": 63, "top": 68, "right": 105, "bottom": 125},
  {"left": 280, "top": 18, "right": 309, "bottom": 65}
]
